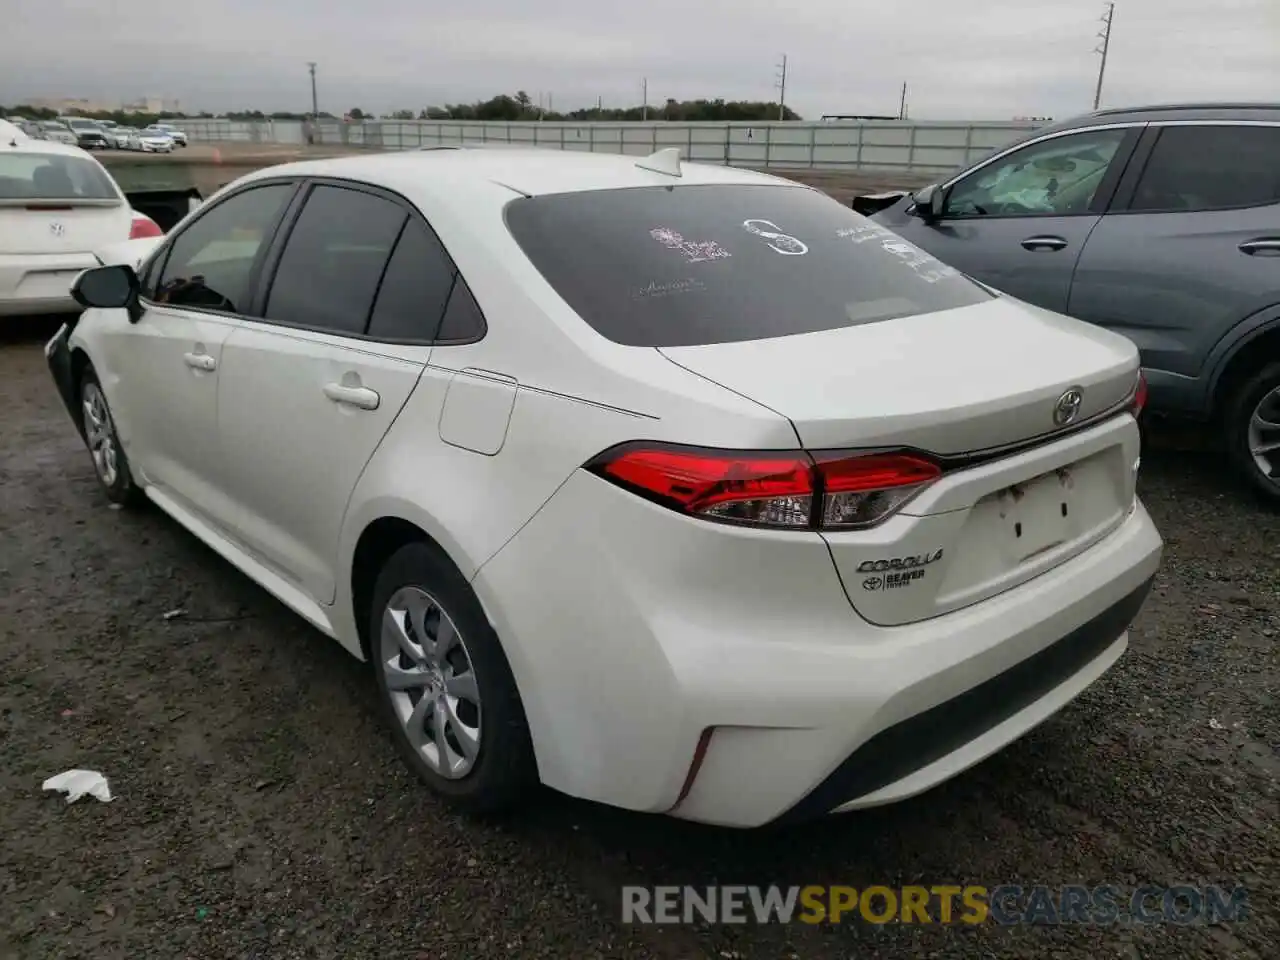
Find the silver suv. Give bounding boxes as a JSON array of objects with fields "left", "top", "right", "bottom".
[{"left": 859, "top": 103, "right": 1280, "bottom": 502}]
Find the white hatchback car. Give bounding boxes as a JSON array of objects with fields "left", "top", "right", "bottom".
[
  {"left": 47, "top": 146, "right": 1162, "bottom": 828},
  {"left": 1, "top": 138, "right": 163, "bottom": 316}
]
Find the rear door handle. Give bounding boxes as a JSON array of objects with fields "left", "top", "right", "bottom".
[
  {"left": 1021, "top": 235, "right": 1069, "bottom": 252},
  {"left": 1238, "top": 239, "right": 1280, "bottom": 256},
  {"left": 182, "top": 352, "right": 216, "bottom": 371},
  {"left": 323, "top": 382, "right": 380, "bottom": 410}
]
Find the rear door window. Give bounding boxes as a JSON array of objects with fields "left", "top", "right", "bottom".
[
  {"left": 264, "top": 184, "right": 407, "bottom": 336},
  {"left": 366, "top": 218, "right": 458, "bottom": 341},
  {"left": 1129, "top": 125, "right": 1280, "bottom": 212},
  {"left": 504, "top": 183, "right": 991, "bottom": 347}
]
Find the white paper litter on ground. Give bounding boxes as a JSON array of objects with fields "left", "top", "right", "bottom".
[{"left": 42, "top": 769, "right": 113, "bottom": 804}]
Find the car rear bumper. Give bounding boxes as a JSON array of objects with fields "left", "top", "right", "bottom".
[
  {"left": 474, "top": 471, "right": 1163, "bottom": 828},
  {"left": 0, "top": 253, "right": 96, "bottom": 316}
]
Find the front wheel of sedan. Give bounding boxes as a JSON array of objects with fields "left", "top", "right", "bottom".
[
  {"left": 79, "top": 369, "right": 144, "bottom": 507},
  {"left": 369, "top": 541, "right": 537, "bottom": 813},
  {"left": 1226, "top": 361, "right": 1280, "bottom": 504}
]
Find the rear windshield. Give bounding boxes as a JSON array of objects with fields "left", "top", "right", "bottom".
[
  {"left": 0, "top": 154, "right": 120, "bottom": 201},
  {"left": 504, "top": 183, "right": 991, "bottom": 347}
]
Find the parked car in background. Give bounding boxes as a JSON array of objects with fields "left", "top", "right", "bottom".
[
  {"left": 112, "top": 126, "right": 143, "bottom": 150},
  {"left": 48, "top": 147, "right": 1160, "bottom": 827},
  {"left": 145, "top": 123, "right": 187, "bottom": 147},
  {"left": 0, "top": 138, "right": 163, "bottom": 316},
  {"left": 136, "top": 129, "right": 176, "bottom": 153},
  {"left": 1, "top": 119, "right": 29, "bottom": 142},
  {"left": 854, "top": 103, "right": 1280, "bottom": 501},
  {"left": 39, "top": 121, "right": 78, "bottom": 146},
  {"left": 60, "top": 117, "right": 111, "bottom": 151}
]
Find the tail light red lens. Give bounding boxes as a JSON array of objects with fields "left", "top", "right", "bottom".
[
  {"left": 586, "top": 444, "right": 941, "bottom": 530},
  {"left": 1128, "top": 371, "right": 1148, "bottom": 419},
  {"left": 129, "top": 213, "right": 164, "bottom": 239}
]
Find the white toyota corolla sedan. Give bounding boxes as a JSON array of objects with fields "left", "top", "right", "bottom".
[
  {"left": 1, "top": 135, "right": 163, "bottom": 316},
  {"left": 47, "top": 145, "right": 1162, "bottom": 828}
]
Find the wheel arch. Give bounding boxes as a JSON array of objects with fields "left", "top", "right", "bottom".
[
  {"left": 341, "top": 501, "right": 486, "bottom": 662},
  {"left": 350, "top": 516, "right": 450, "bottom": 662},
  {"left": 1207, "top": 308, "right": 1280, "bottom": 418}
]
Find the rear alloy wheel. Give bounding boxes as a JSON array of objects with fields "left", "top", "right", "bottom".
[
  {"left": 80, "top": 370, "right": 143, "bottom": 507},
  {"left": 1227, "top": 361, "right": 1280, "bottom": 503},
  {"left": 369, "top": 542, "right": 537, "bottom": 812}
]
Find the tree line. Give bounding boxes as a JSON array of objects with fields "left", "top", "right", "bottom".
[
  {"left": 4, "top": 91, "right": 801, "bottom": 126},
  {"left": 373, "top": 91, "right": 801, "bottom": 122}
]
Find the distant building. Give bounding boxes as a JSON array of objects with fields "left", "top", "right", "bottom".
[{"left": 122, "top": 96, "right": 182, "bottom": 115}]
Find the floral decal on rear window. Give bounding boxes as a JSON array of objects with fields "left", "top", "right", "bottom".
[{"left": 649, "top": 227, "right": 732, "bottom": 264}]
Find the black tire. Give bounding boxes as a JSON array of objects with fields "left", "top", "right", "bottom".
[
  {"left": 368, "top": 541, "right": 537, "bottom": 813},
  {"left": 78, "top": 367, "right": 144, "bottom": 507},
  {"left": 1224, "top": 361, "right": 1280, "bottom": 504}
]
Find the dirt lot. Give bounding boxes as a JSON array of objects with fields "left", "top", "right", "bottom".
[{"left": 0, "top": 270, "right": 1276, "bottom": 956}]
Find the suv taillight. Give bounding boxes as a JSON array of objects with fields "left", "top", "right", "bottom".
[
  {"left": 129, "top": 213, "right": 163, "bottom": 239},
  {"left": 586, "top": 443, "right": 941, "bottom": 530}
]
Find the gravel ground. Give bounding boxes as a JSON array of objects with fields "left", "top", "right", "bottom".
[{"left": 0, "top": 302, "right": 1276, "bottom": 960}]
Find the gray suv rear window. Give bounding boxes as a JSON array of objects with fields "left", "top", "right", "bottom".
[{"left": 504, "top": 183, "right": 991, "bottom": 347}]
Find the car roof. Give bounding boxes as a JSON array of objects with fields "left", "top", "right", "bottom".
[
  {"left": 237, "top": 145, "right": 796, "bottom": 199},
  {"left": 1039, "top": 101, "right": 1280, "bottom": 135},
  {"left": 2, "top": 137, "right": 93, "bottom": 160}
]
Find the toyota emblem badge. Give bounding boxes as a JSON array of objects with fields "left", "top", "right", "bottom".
[{"left": 1053, "top": 386, "right": 1084, "bottom": 426}]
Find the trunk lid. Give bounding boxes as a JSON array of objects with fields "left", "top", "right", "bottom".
[
  {"left": 0, "top": 203, "right": 129, "bottom": 255},
  {"left": 658, "top": 296, "right": 1138, "bottom": 455},
  {"left": 660, "top": 297, "right": 1143, "bottom": 625}
]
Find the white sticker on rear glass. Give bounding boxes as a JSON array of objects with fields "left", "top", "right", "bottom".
[
  {"left": 836, "top": 222, "right": 959, "bottom": 283},
  {"left": 742, "top": 219, "right": 809, "bottom": 256},
  {"left": 630, "top": 277, "right": 706, "bottom": 301},
  {"left": 649, "top": 227, "right": 732, "bottom": 264}
]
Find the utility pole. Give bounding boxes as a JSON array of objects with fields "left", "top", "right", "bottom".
[
  {"left": 775, "top": 54, "right": 788, "bottom": 121},
  {"left": 597, "top": 95, "right": 603, "bottom": 111},
  {"left": 898, "top": 81, "right": 908, "bottom": 120},
  {"left": 642, "top": 78, "right": 648, "bottom": 121},
  {"left": 1093, "top": 2, "right": 1115, "bottom": 111},
  {"left": 307, "top": 62, "right": 318, "bottom": 118}
]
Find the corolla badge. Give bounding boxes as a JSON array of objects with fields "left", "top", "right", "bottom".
[
  {"left": 49, "top": 222, "right": 65, "bottom": 237},
  {"left": 1053, "top": 386, "right": 1084, "bottom": 426}
]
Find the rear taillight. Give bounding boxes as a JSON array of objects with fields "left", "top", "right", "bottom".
[
  {"left": 1127, "top": 371, "right": 1148, "bottom": 419},
  {"left": 129, "top": 213, "right": 163, "bottom": 239},
  {"left": 586, "top": 443, "right": 941, "bottom": 530},
  {"left": 813, "top": 451, "right": 941, "bottom": 528}
]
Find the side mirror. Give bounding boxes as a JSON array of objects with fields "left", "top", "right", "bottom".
[
  {"left": 911, "top": 184, "right": 945, "bottom": 223},
  {"left": 71, "top": 264, "right": 141, "bottom": 321}
]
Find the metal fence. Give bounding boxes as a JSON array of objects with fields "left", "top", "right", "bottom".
[{"left": 176, "top": 118, "right": 1047, "bottom": 176}]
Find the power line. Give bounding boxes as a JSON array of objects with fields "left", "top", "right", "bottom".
[
  {"left": 775, "top": 54, "right": 788, "bottom": 121},
  {"left": 1093, "top": 2, "right": 1115, "bottom": 111}
]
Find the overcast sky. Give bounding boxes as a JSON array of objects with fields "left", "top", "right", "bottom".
[{"left": 4, "top": 0, "right": 1276, "bottom": 119}]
